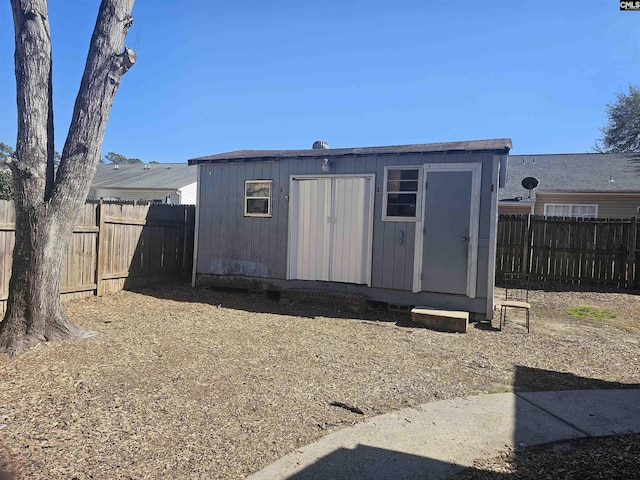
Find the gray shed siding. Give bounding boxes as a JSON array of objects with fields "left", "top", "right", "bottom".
[
  {"left": 195, "top": 150, "right": 499, "bottom": 313},
  {"left": 198, "top": 160, "right": 289, "bottom": 279}
]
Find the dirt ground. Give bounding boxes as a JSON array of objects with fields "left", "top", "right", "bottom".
[
  {"left": 0, "top": 284, "right": 638, "bottom": 479},
  {"left": 452, "top": 432, "right": 640, "bottom": 479}
]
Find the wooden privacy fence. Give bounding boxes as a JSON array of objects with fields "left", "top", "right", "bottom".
[
  {"left": 0, "top": 200, "right": 195, "bottom": 311},
  {"left": 496, "top": 215, "right": 640, "bottom": 289}
]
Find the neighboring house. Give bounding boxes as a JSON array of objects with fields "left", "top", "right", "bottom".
[
  {"left": 499, "top": 153, "right": 640, "bottom": 218},
  {"left": 188, "top": 138, "right": 512, "bottom": 320},
  {"left": 89, "top": 163, "right": 197, "bottom": 204}
]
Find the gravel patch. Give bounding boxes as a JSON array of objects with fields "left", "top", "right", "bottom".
[{"left": 0, "top": 284, "right": 638, "bottom": 479}]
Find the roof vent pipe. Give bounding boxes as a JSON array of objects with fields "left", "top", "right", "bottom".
[{"left": 312, "top": 140, "right": 329, "bottom": 150}]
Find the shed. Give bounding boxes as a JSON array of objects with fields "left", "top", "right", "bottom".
[{"left": 188, "top": 138, "right": 511, "bottom": 320}]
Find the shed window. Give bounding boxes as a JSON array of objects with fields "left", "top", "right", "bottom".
[
  {"left": 245, "top": 180, "right": 273, "bottom": 217},
  {"left": 544, "top": 204, "right": 597, "bottom": 219},
  {"left": 383, "top": 167, "right": 420, "bottom": 221}
]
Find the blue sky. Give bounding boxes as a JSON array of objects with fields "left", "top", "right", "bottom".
[{"left": 0, "top": 1, "right": 638, "bottom": 162}]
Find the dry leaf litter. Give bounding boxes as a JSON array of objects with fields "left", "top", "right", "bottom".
[{"left": 0, "top": 284, "right": 638, "bottom": 479}]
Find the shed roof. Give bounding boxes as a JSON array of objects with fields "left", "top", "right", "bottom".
[
  {"left": 500, "top": 152, "right": 640, "bottom": 203},
  {"left": 188, "top": 138, "right": 512, "bottom": 165},
  {"left": 91, "top": 163, "right": 196, "bottom": 190}
]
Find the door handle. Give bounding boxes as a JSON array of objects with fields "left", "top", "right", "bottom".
[
  {"left": 399, "top": 229, "right": 405, "bottom": 245},
  {"left": 462, "top": 236, "right": 469, "bottom": 243}
]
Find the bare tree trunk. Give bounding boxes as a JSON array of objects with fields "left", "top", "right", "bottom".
[
  {"left": 0, "top": 206, "right": 89, "bottom": 354},
  {"left": 0, "top": 0, "right": 136, "bottom": 355}
]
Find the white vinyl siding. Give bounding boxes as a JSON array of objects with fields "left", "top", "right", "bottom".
[
  {"left": 544, "top": 203, "right": 597, "bottom": 219},
  {"left": 498, "top": 203, "right": 534, "bottom": 215},
  {"left": 177, "top": 182, "right": 197, "bottom": 205},
  {"left": 535, "top": 193, "right": 640, "bottom": 218},
  {"left": 382, "top": 167, "right": 421, "bottom": 221}
]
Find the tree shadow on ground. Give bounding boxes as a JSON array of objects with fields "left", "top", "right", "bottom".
[
  {"left": 510, "top": 365, "right": 640, "bottom": 392},
  {"left": 283, "top": 444, "right": 465, "bottom": 480},
  {"left": 449, "top": 367, "right": 640, "bottom": 479},
  {"left": 264, "top": 367, "right": 639, "bottom": 479}
]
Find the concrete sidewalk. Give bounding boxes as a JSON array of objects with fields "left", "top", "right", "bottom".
[{"left": 247, "top": 389, "right": 640, "bottom": 480}]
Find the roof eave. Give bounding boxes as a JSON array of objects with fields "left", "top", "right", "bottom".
[
  {"left": 188, "top": 138, "right": 512, "bottom": 165},
  {"left": 535, "top": 190, "right": 640, "bottom": 195},
  {"left": 91, "top": 184, "right": 192, "bottom": 190}
]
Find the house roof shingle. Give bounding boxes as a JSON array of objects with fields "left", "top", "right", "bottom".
[
  {"left": 500, "top": 153, "right": 640, "bottom": 203},
  {"left": 91, "top": 163, "right": 196, "bottom": 190},
  {"left": 188, "top": 138, "right": 512, "bottom": 165}
]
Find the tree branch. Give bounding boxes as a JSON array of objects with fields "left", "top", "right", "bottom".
[{"left": 52, "top": 0, "right": 136, "bottom": 206}]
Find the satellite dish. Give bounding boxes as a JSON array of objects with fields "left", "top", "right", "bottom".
[
  {"left": 521, "top": 177, "right": 539, "bottom": 190},
  {"left": 521, "top": 177, "right": 539, "bottom": 199}
]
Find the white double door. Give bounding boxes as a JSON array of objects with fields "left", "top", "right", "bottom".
[{"left": 288, "top": 175, "right": 374, "bottom": 285}]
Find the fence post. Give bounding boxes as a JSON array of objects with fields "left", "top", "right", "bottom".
[
  {"left": 182, "top": 206, "right": 188, "bottom": 277},
  {"left": 523, "top": 214, "right": 533, "bottom": 275},
  {"left": 95, "top": 200, "right": 105, "bottom": 296},
  {"left": 631, "top": 217, "right": 638, "bottom": 289}
]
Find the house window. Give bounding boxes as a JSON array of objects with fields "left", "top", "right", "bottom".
[
  {"left": 544, "top": 204, "right": 597, "bottom": 219},
  {"left": 244, "top": 180, "right": 273, "bottom": 217},
  {"left": 382, "top": 167, "right": 420, "bottom": 221}
]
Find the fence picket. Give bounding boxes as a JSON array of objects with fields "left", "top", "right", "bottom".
[
  {"left": 497, "top": 215, "right": 639, "bottom": 289},
  {"left": 0, "top": 200, "right": 195, "bottom": 311}
]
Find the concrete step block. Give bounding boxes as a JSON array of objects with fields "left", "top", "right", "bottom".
[{"left": 410, "top": 307, "right": 469, "bottom": 333}]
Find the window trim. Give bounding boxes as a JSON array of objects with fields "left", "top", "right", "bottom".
[
  {"left": 543, "top": 203, "right": 598, "bottom": 219},
  {"left": 382, "top": 166, "right": 422, "bottom": 222},
  {"left": 244, "top": 179, "right": 273, "bottom": 217}
]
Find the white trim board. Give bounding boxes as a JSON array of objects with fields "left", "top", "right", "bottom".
[{"left": 191, "top": 166, "right": 202, "bottom": 287}]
